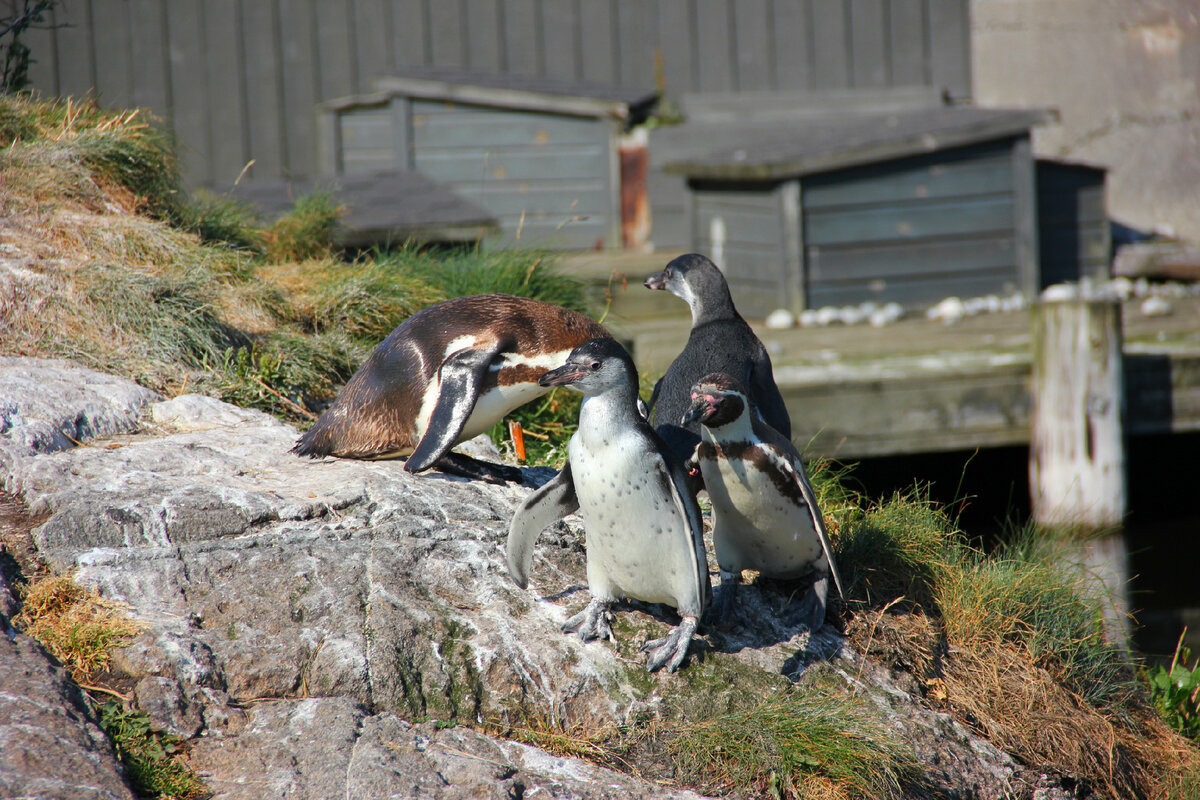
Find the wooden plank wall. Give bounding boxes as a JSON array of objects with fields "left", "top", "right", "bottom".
[
  {"left": 1036, "top": 162, "right": 1111, "bottom": 288},
  {"left": 23, "top": 0, "right": 972, "bottom": 188},
  {"left": 802, "top": 140, "right": 1023, "bottom": 309},
  {"left": 408, "top": 100, "right": 616, "bottom": 248},
  {"left": 691, "top": 182, "right": 792, "bottom": 314}
]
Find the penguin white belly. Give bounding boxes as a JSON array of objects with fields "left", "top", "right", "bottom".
[
  {"left": 457, "top": 380, "right": 546, "bottom": 441},
  {"left": 701, "top": 456, "right": 825, "bottom": 579},
  {"left": 568, "top": 430, "right": 698, "bottom": 609}
]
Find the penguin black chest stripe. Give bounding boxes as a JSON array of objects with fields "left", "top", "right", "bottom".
[{"left": 697, "top": 440, "right": 809, "bottom": 511}]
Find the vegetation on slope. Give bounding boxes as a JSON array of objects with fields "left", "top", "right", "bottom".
[{"left": 0, "top": 92, "right": 589, "bottom": 437}]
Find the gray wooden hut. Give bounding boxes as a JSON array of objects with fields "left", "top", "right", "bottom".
[
  {"left": 1035, "top": 159, "right": 1111, "bottom": 289},
  {"left": 657, "top": 95, "right": 1058, "bottom": 315},
  {"left": 318, "top": 68, "right": 658, "bottom": 250},
  {"left": 223, "top": 170, "right": 498, "bottom": 247}
]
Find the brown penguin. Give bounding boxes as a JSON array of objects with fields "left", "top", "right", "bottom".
[{"left": 293, "top": 294, "right": 609, "bottom": 482}]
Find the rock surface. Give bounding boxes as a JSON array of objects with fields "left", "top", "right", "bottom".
[
  {"left": 0, "top": 358, "right": 1075, "bottom": 799},
  {"left": 0, "top": 609, "right": 136, "bottom": 800}
]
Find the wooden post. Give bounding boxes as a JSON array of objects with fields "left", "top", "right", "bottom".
[{"left": 1029, "top": 299, "right": 1127, "bottom": 530}]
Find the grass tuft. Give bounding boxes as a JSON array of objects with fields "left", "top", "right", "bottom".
[
  {"left": 262, "top": 191, "right": 341, "bottom": 262},
  {"left": 663, "top": 682, "right": 913, "bottom": 799},
  {"left": 11, "top": 575, "right": 142, "bottom": 679},
  {"left": 173, "top": 189, "right": 265, "bottom": 252},
  {"left": 832, "top": 485, "right": 958, "bottom": 611},
  {"left": 287, "top": 257, "right": 446, "bottom": 340},
  {"left": 385, "top": 245, "right": 589, "bottom": 314},
  {"left": 0, "top": 94, "right": 180, "bottom": 217},
  {"left": 99, "top": 700, "right": 208, "bottom": 800}
]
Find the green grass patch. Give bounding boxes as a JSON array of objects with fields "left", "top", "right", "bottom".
[
  {"left": 262, "top": 191, "right": 341, "bottom": 262},
  {"left": 938, "top": 534, "right": 1136, "bottom": 710},
  {"left": 295, "top": 258, "right": 446, "bottom": 340},
  {"left": 384, "top": 245, "right": 589, "bottom": 314},
  {"left": 662, "top": 681, "right": 912, "bottom": 799},
  {"left": 99, "top": 700, "right": 207, "bottom": 800},
  {"left": 1145, "top": 631, "right": 1200, "bottom": 740},
  {"left": 174, "top": 188, "right": 264, "bottom": 252}
]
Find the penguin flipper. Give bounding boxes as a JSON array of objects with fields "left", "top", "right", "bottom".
[
  {"left": 746, "top": 351, "right": 792, "bottom": 438},
  {"left": 654, "top": 451, "right": 710, "bottom": 616},
  {"left": 405, "top": 345, "right": 501, "bottom": 474},
  {"left": 792, "top": 457, "right": 844, "bottom": 600},
  {"left": 506, "top": 463, "right": 579, "bottom": 589}
]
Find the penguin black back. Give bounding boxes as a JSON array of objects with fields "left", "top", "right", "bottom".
[{"left": 643, "top": 253, "right": 791, "bottom": 459}]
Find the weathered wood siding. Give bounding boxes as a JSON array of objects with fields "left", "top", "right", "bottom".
[
  {"left": 802, "top": 140, "right": 1025, "bottom": 310},
  {"left": 332, "top": 96, "right": 619, "bottom": 248},
  {"left": 24, "top": 0, "right": 972, "bottom": 188},
  {"left": 1036, "top": 161, "right": 1110, "bottom": 288},
  {"left": 411, "top": 101, "right": 617, "bottom": 248},
  {"left": 691, "top": 181, "right": 795, "bottom": 316}
]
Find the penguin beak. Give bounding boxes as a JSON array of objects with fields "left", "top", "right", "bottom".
[
  {"left": 681, "top": 394, "right": 712, "bottom": 427},
  {"left": 538, "top": 364, "right": 586, "bottom": 387},
  {"left": 643, "top": 271, "right": 668, "bottom": 291}
]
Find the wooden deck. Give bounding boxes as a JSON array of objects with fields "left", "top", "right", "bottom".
[{"left": 561, "top": 252, "right": 1200, "bottom": 460}]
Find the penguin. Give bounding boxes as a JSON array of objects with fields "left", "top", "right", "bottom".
[
  {"left": 506, "top": 337, "right": 709, "bottom": 672},
  {"left": 292, "top": 294, "right": 609, "bottom": 484},
  {"left": 681, "top": 372, "right": 843, "bottom": 630},
  {"left": 643, "top": 253, "right": 791, "bottom": 461}
]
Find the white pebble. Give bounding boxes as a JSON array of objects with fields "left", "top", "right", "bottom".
[
  {"left": 927, "top": 296, "right": 965, "bottom": 324},
  {"left": 837, "top": 305, "right": 866, "bottom": 325},
  {"left": 1107, "top": 277, "right": 1134, "bottom": 301},
  {"left": 764, "top": 308, "right": 796, "bottom": 329},
  {"left": 1041, "top": 283, "right": 1079, "bottom": 302},
  {"left": 814, "top": 306, "right": 841, "bottom": 327},
  {"left": 1141, "top": 295, "right": 1173, "bottom": 317}
]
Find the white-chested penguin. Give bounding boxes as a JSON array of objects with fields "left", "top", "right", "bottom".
[
  {"left": 682, "top": 372, "right": 843, "bottom": 630},
  {"left": 293, "top": 294, "right": 609, "bottom": 483},
  {"left": 506, "top": 337, "right": 709, "bottom": 672},
  {"left": 643, "top": 253, "right": 790, "bottom": 461}
]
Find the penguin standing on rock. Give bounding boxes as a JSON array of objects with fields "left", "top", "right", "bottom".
[
  {"left": 506, "top": 337, "right": 709, "bottom": 673},
  {"left": 292, "top": 294, "right": 609, "bottom": 484},
  {"left": 682, "top": 372, "right": 842, "bottom": 629},
  {"left": 644, "top": 253, "right": 790, "bottom": 461}
]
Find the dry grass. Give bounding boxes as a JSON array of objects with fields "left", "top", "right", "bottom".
[
  {"left": 0, "top": 93, "right": 591, "bottom": 436},
  {"left": 11, "top": 574, "right": 143, "bottom": 679}
]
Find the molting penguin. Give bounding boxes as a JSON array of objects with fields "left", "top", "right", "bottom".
[
  {"left": 643, "top": 253, "right": 790, "bottom": 461},
  {"left": 292, "top": 294, "right": 609, "bottom": 483},
  {"left": 506, "top": 337, "right": 709, "bottom": 672},
  {"left": 682, "top": 372, "right": 843, "bottom": 630}
]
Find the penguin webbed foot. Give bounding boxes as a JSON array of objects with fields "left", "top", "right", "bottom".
[
  {"left": 790, "top": 575, "right": 830, "bottom": 632},
  {"left": 703, "top": 572, "right": 742, "bottom": 628},
  {"left": 562, "top": 598, "right": 614, "bottom": 642},
  {"left": 423, "top": 452, "right": 523, "bottom": 484},
  {"left": 641, "top": 616, "right": 698, "bottom": 673}
]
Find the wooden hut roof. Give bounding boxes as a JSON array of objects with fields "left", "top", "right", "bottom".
[
  {"left": 222, "top": 170, "right": 498, "bottom": 246},
  {"left": 657, "top": 105, "right": 1055, "bottom": 180},
  {"left": 363, "top": 67, "right": 658, "bottom": 120}
]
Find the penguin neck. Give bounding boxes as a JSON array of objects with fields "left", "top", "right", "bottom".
[
  {"left": 701, "top": 408, "right": 755, "bottom": 445},
  {"left": 688, "top": 285, "right": 741, "bottom": 326},
  {"left": 579, "top": 386, "right": 642, "bottom": 429}
]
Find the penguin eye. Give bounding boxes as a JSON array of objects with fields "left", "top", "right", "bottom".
[{"left": 589, "top": 360, "right": 601, "bottom": 371}]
